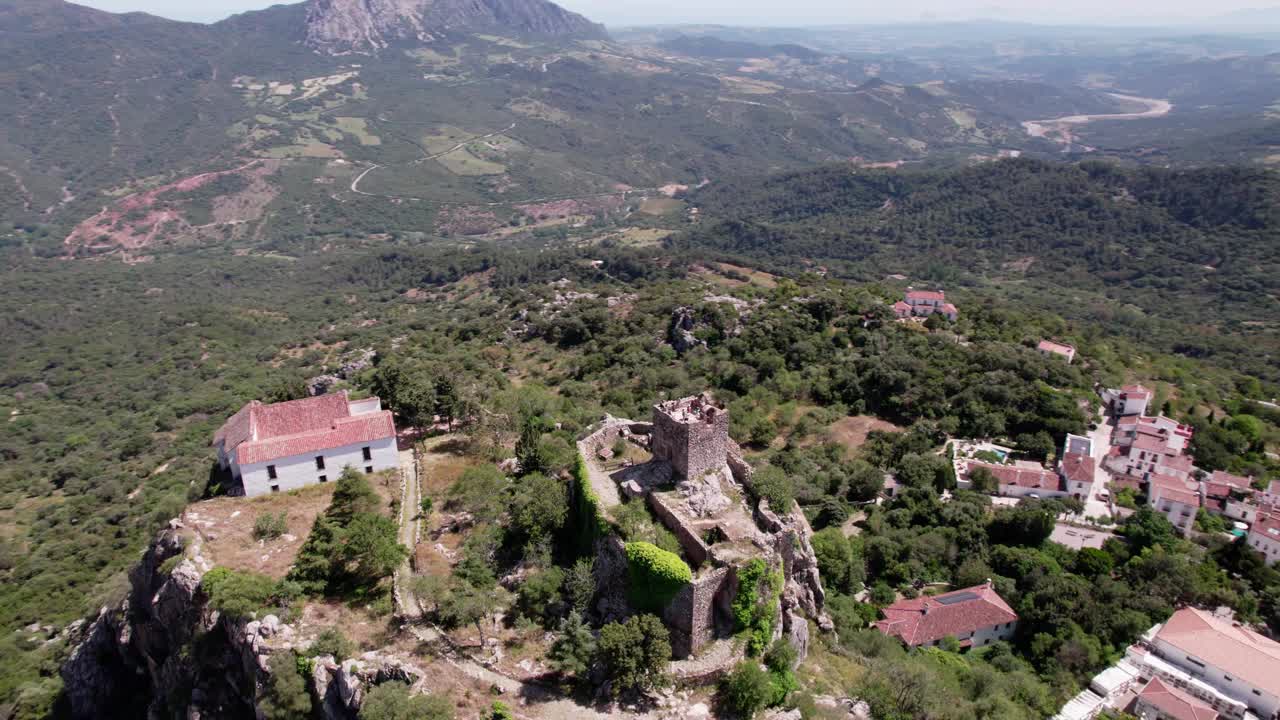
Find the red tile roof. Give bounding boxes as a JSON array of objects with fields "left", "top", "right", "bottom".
[
  {"left": 213, "top": 392, "right": 396, "bottom": 466},
  {"left": 969, "top": 462, "right": 1063, "bottom": 492},
  {"left": 874, "top": 583, "right": 1017, "bottom": 647},
  {"left": 1138, "top": 677, "right": 1219, "bottom": 720},
  {"left": 1161, "top": 455, "right": 1195, "bottom": 473},
  {"left": 940, "top": 303, "right": 958, "bottom": 314},
  {"left": 1037, "top": 340, "right": 1076, "bottom": 356},
  {"left": 1154, "top": 608, "right": 1280, "bottom": 699},
  {"left": 1150, "top": 474, "right": 1201, "bottom": 507},
  {"left": 1251, "top": 512, "right": 1280, "bottom": 545},
  {"left": 1133, "top": 434, "right": 1173, "bottom": 454},
  {"left": 1060, "top": 453, "right": 1094, "bottom": 485},
  {"left": 892, "top": 301, "right": 911, "bottom": 313},
  {"left": 1210, "top": 470, "right": 1253, "bottom": 491},
  {"left": 906, "top": 289, "right": 946, "bottom": 303}
]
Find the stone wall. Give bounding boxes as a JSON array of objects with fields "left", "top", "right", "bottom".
[
  {"left": 652, "top": 395, "right": 729, "bottom": 482},
  {"left": 663, "top": 566, "right": 735, "bottom": 659},
  {"left": 648, "top": 492, "right": 711, "bottom": 568}
]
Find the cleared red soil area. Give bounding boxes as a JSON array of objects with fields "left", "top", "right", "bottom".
[{"left": 827, "top": 415, "right": 904, "bottom": 455}]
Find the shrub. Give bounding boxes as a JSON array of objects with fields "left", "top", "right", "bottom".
[
  {"left": 260, "top": 651, "right": 313, "bottom": 720},
  {"left": 489, "top": 701, "right": 515, "bottom": 720},
  {"left": 358, "top": 681, "right": 453, "bottom": 720},
  {"left": 751, "top": 465, "right": 794, "bottom": 512},
  {"left": 598, "top": 614, "right": 671, "bottom": 697},
  {"left": 516, "top": 566, "right": 565, "bottom": 625},
  {"left": 201, "top": 567, "right": 281, "bottom": 618},
  {"left": 311, "top": 627, "right": 355, "bottom": 662},
  {"left": 720, "top": 661, "right": 771, "bottom": 718},
  {"left": 253, "top": 512, "right": 288, "bottom": 541},
  {"left": 625, "top": 542, "right": 692, "bottom": 611}
]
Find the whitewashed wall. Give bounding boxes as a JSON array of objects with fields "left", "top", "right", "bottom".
[{"left": 239, "top": 436, "right": 398, "bottom": 497}]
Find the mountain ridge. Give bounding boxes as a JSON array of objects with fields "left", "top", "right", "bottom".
[{"left": 301, "top": 0, "right": 607, "bottom": 54}]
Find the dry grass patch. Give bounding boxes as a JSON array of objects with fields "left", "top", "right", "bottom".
[{"left": 827, "top": 415, "right": 904, "bottom": 456}]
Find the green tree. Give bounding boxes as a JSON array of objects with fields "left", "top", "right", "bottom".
[
  {"left": 969, "top": 466, "right": 998, "bottom": 494},
  {"left": 752, "top": 465, "right": 794, "bottom": 512},
  {"left": 564, "top": 558, "right": 596, "bottom": 615},
  {"left": 720, "top": 661, "right": 772, "bottom": 718},
  {"left": 549, "top": 611, "right": 597, "bottom": 678},
  {"left": 510, "top": 472, "right": 568, "bottom": 543},
  {"left": 811, "top": 528, "right": 858, "bottom": 595},
  {"left": 260, "top": 652, "right": 313, "bottom": 720},
  {"left": 312, "top": 627, "right": 355, "bottom": 662},
  {"left": 329, "top": 468, "right": 382, "bottom": 525},
  {"left": 359, "top": 681, "right": 453, "bottom": 720},
  {"left": 336, "top": 513, "right": 408, "bottom": 588},
  {"left": 517, "top": 566, "right": 565, "bottom": 625},
  {"left": 439, "top": 582, "right": 495, "bottom": 645},
  {"left": 445, "top": 465, "right": 508, "bottom": 524},
  {"left": 598, "top": 614, "right": 672, "bottom": 697}
]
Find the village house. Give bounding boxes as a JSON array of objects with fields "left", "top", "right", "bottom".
[
  {"left": 1203, "top": 471, "right": 1258, "bottom": 521},
  {"left": 1108, "top": 414, "right": 1197, "bottom": 482},
  {"left": 1136, "top": 607, "right": 1280, "bottom": 720},
  {"left": 1038, "top": 340, "right": 1077, "bottom": 364},
  {"left": 874, "top": 582, "right": 1018, "bottom": 649},
  {"left": 1147, "top": 474, "right": 1202, "bottom": 536},
  {"left": 1132, "top": 676, "right": 1220, "bottom": 720},
  {"left": 965, "top": 461, "right": 1068, "bottom": 499},
  {"left": 1103, "top": 384, "right": 1154, "bottom": 417},
  {"left": 1248, "top": 510, "right": 1280, "bottom": 566},
  {"left": 213, "top": 391, "right": 398, "bottom": 497},
  {"left": 892, "top": 288, "right": 959, "bottom": 322}
]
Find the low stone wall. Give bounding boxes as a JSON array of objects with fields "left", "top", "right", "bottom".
[{"left": 648, "top": 492, "right": 710, "bottom": 568}]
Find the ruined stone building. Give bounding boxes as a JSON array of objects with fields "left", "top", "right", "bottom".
[{"left": 577, "top": 394, "right": 830, "bottom": 665}]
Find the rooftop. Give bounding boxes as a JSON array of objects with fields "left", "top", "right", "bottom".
[
  {"left": 654, "top": 393, "right": 724, "bottom": 425},
  {"left": 874, "top": 582, "right": 1017, "bottom": 647},
  {"left": 906, "top": 289, "right": 946, "bottom": 302},
  {"left": 1061, "top": 453, "right": 1095, "bottom": 486},
  {"left": 970, "top": 461, "right": 1063, "bottom": 492},
  {"left": 1137, "top": 676, "right": 1219, "bottom": 720},
  {"left": 1153, "top": 607, "right": 1280, "bottom": 698},
  {"left": 214, "top": 392, "right": 395, "bottom": 466},
  {"left": 1251, "top": 512, "right": 1280, "bottom": 542},
  {"left": 1038, "top": 340, "right": 1076, "bottom": 356},
  {"left": 1120, "top": 385, "right": 1153, "bottom": 399},
  {"left": 1210, "top": 470, "right": 1253, "bottom": 492}
]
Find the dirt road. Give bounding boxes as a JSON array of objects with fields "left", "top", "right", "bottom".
[{"left": 1023, "top": 93, "right": 1173, "bottom": 138}]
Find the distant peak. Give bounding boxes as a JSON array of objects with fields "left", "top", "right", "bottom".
[{"left": 303, "top": 0, "right": 607, "bottom": 54}]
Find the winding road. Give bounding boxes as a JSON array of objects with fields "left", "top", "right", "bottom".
[{"left": 1023, "top": 93, "right": 1173, "bottom": 139}]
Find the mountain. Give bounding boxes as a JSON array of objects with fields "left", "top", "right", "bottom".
[{"left": 302, "top": 0, "right": 608, "bottom": 54}]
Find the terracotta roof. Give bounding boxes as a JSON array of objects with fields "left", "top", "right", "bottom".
[
  {"left": 892, "top": 301, "right": 911, "bottom": 312},
  {"left": 213, "top": 392, "right": 396, "bottom": 466},
  {"left": 1133, "top": 434, "right": 1174, "bottom": 454},
  {"left": 1037, "top": 340, "right": 1076, "bottom": 356},
  {"left": 1121, "top": 384, "right": 1152, "bottom": 398},
  {"left": 969, "top": 462, "right": 1063, "bottom": 491},
  {"left": 1210, "top": 471, "right": 1253, "bottom": 491},
  {"left": 906, "top": 289, "right": 946, "bottom": 302},
  {"left": 1153, "top": 608, "right": 1280, "bottom": 698},
  {"left": 1161, "top": 455, "right": 1195, "bottom": 473},
  {"left": 874, "top": 583, "right": 1017, "bottom": 647},
  {"left": 1251, "top": 512, "right": 1280, "bottom": 544},
  {"left": 1150, "top": 474, "right": 1201, "bottom": 507},
  {"left": 1061, "top": 453, "right": 1095, "bottom": 485},
  {"left": 1138, "top": 676, "right": 1219, "bottom": 720},
  {"left": 940, "top": 303, "right": 958, "bottom": 314}
]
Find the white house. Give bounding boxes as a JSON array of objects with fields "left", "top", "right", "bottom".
[
  {"left": 893, "top": 288, "right": 959, "bottom": 322},
  {"left": 1104, "top": 384, "right": 1153, "bottom": 417},
  {"left": 214, "top": 392, "right": 399, "bottom": 497},
  {"left": 1148, "top": 474, "right": 1201, "bottom": 536},
  {"left": 874, "top": 582, "right": 1018, "bottom": 649},
  {"left": 1142, "top": 607, "right": 1280, "bottom": 720},
  {"left": 1248, "top": 511, "right": 1280, "bottom": 567}
]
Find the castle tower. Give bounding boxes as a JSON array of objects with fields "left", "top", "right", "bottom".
[{"left": 651, "top": 393, "right": 729, "bottom": 481}]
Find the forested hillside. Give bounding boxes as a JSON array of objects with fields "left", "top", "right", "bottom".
[{"left": 679, "top": 159, "right": 1280, "bottom": 381}]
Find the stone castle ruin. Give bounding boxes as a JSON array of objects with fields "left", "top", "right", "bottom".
[{"left": 577, "top": 394, "right": 830, "bottom": 669}]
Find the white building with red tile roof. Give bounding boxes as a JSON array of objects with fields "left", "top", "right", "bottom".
[
  {"left": 1248, "top": 511, "right": 1280, "bottom": 567},
  {"left": 1038, "top": 340, "right": 1077, "bottom": 364},
  {"left": 900, "top": 288, "right": 959, "bottom": 322},
  {"left": 1105, "top": 384, "right": 1154, "bottom": 417},
  {"left": 1148, "top": 474, "right": 1202, "bottom": 535},
  {"left": 1133, "top": 676, "right": 1220, "bottom": 720},
  {"left": 874, "top": 582, "right": 1017, "bottom": 649},
  {"left": 213, "top": 391, "right": 398, "bottom": 497},
  {"left": 965, "top": 461, "right": 1068, "bottom": 499}
]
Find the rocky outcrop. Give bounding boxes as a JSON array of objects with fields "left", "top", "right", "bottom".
[
  {"left": 60, "top": 522, "right": 424, "bottom": 720},
  {"left": 303, "top": 0, "right": 607, "bottom": 54}
]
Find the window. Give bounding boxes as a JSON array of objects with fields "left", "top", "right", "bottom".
[
  {"left": 318, "top": 475, "right": 328, "bottom": 484},
  {"left": 270, "top": 484, "right": 280, "bottom": 493},
  {"left": 1253, "top": 690, "right": 1262, "bottom": 696},
  {"left": 267, "top": 465, "right": 277, "bottom": 480},
  {"left": 1185, "top": 656, "right": 1205, "bottom": 668},
  {"left": 315, "top": 456, "right": 325, "bottom": 471},
  {"left": 362, "top": 446, "right": 372, "bottom": 462},
  {"left": 365, "top": 466, "right": 374, "bottom": 475},
  {"left": 1223, "top": 676, "right": 1232, "bottom": 682}
]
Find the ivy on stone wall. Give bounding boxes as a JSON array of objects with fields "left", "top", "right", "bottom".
[
  {"left": 625, "top": 541, "right": 693, "bottom": 611},
  {"left": 732, "top": 558, "right": 784, "bottom": 656}
]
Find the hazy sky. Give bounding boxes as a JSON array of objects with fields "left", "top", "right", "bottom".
[{"left": 74, "top": 0, "right": 1270, "bottom": 26}]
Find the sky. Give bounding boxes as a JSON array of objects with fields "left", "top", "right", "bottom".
[{"left": 73, "top": 0, "right": 1275, "bottom": 26}]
